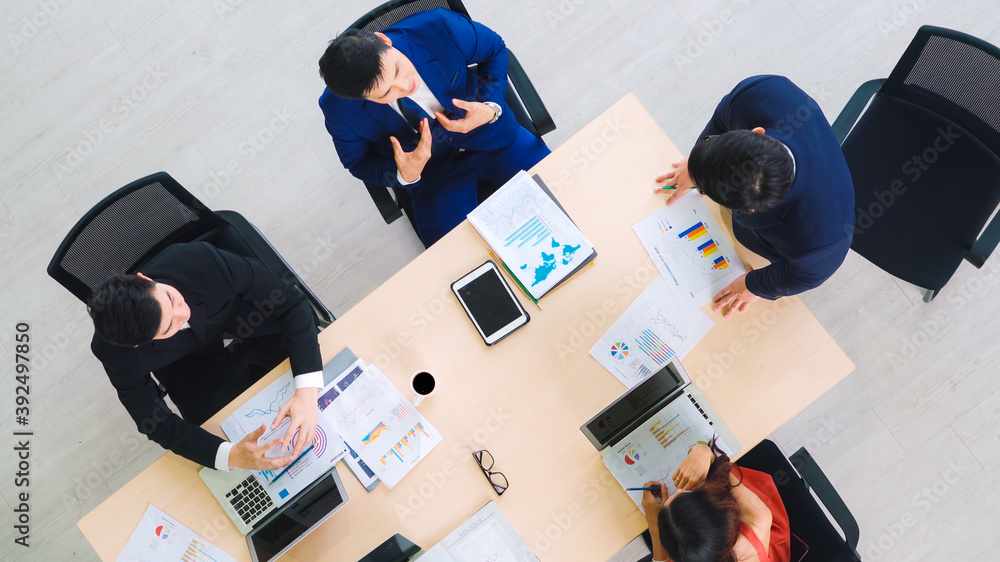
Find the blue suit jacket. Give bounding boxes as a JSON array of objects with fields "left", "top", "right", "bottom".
[
  {"left": 697, "top": 75, "right": 855, "bottom": 299},
  {"left": 319, "top": 9, "right": 519, "bottom": 237}
]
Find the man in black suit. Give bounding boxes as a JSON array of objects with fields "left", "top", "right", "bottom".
[{"left": 88, "top": 241, "right": 324, "bottom": 471}]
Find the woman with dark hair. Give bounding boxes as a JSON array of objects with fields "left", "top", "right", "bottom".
[{"left": 641, "top": 444, "right": 791, "bottom": 562}]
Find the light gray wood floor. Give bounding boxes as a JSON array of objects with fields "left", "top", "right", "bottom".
[{"left": 1, "top": 0, "right": 998, "bottom": 559}]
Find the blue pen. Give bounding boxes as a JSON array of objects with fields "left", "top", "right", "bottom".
[{"left": 267, "top": 444, "right": 315, "bottom": 486}]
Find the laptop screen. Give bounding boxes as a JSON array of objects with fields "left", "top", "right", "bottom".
[
  {"left": 248, "top": 471, "right": 346, "bottom": 561},
  {"left": 582, "top": 362, "right": 687, "bottom": 449}
]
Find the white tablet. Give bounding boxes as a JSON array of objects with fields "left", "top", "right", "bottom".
[{"left": 452, "top": 261, "right": 530, "bottom": 345}]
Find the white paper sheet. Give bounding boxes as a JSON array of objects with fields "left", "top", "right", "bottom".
[
  {"left": 321, "top": 364, "right": 442, "bottom": 488},
  {"left": 419, "top": 501, "right": 538, "bottom": 562},
  {"left": 601, "top": 396, "right": 731, "bottom": 510},
  {"left": 117, "top": 504, "right": 236, "bottom": 562},
  {"left": 468, "top": 171, "right": 594, "bottom": 299},
  {"left": 633, "top": 192, "right": 746, "bottom": 310},
  {"left": 220, "top": 371, "right": 346, "bottom": 505},
  {"left": 317, "top": 358, "right": 381, "bottom": 490},
  {"left": 590, "top": 276, "right": 714, "bottom": 387}
]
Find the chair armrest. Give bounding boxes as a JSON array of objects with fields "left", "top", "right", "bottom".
[
  {"left": 506, "top": 50, "right": 555, "bottom": 137},
  {"left": 215, "top": 210, "right": 335, "bottom": 328},
  {"left": 365, "top": 181, "right": 403, "bottom": 224},
  {"left": 832, "top": 79, "right": 886, "bottom": 144},
  {"left": 967, "top": 206, "right": 1000, "bottom": 268},
  {"left": 790, "top": 448, "right": 860, "bottom": 553}
]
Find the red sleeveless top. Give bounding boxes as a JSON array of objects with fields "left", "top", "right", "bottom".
[{"left": 736, "top": 468, "right": 791, "bottom": 562}]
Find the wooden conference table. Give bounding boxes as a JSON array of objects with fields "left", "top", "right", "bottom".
[{"left": 78, "top": 94, "right": 854, "bottom": 561}]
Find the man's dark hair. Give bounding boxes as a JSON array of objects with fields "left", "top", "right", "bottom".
[
  {"left": 88, "top": 274, "right": 161, "bottom": 347},
  {"left": 318, "top": 30, "right": 391, "bottom": 99},
  {"left": 687, "top": 130, "right": 795, "bottom": 213}
]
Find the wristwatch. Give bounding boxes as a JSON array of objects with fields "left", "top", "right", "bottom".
[{"left": 483, "top": 101, "right": 502, "bottom": 124}]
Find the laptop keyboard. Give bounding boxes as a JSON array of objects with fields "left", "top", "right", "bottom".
[{"left": 226, "top": 475, "right": 274, "bottom": 524}]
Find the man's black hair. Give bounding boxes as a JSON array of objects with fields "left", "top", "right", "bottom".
[
  {"left": 318, "top": 30, "right": 391, "bottom": 99},
  {"left": 88, "top": 274, "right": 161, "bottom": 347},
  {"left": 687, "top": 130, "right": 795, "bottom": 213}
]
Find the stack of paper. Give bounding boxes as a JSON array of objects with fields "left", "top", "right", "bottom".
[
  {"left": 319, "top": 359, "right": 443, "bottom": 489},
  {"left": 420, "top": 501, "right": 539, "bottom": 562},
  {"left": 468, "top": 171, "right": 596, "bottom": 300}
]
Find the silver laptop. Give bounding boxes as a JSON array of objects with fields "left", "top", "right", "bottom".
[
  {"left": 580, "top": 359, "right": 740, "bottom": 454},
  {"left": 200, "top": 464, "right": 348, "bottom": 561}
]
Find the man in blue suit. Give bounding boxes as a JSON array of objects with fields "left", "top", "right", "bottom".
[
  {"left": 658, "top": 75, "right": 855, "bottom": 316},
  {"left": 318, "top": 8, "right": 550, "bottom": 246}
]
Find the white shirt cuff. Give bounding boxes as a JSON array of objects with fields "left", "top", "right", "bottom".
[
  {"left": 294, "top": 370, "right": 325, "bottom": 389},
  {"left": 215, "top": 441, "right": 234, "bottom": 471},
  {"left": 397, "top": 170, "right": 420, "bottom": 186}
]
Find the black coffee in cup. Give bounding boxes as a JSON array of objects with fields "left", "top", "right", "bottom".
[{"left": 412, "top": 371, "right": 436, "bottom": 395}]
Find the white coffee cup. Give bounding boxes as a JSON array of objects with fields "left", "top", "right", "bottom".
[{"left": 410, "top": 371, "right": 436, "bottom": 407}]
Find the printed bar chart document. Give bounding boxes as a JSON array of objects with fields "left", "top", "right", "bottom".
[
  {"left": 469, "top": 171, "right": 595, "bottom": 300},
  {"left": 321, "top": 363, "right": 442, "bottom": 488},
  {"left": 633, "top": 192, "right": 746, "bottom": 310},
  {"left": 419, "top": 501, "right": 539, "bottom": 562},
  {"left": 590, "top": 276, "right": 714, "bottom": 387},
  {"left": 117, "top": 504, "right": 236, "bottom": 562},
  {"left": 602, "top": 397, "right": 732, "bottom": 510}
]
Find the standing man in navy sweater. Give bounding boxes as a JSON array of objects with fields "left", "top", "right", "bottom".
[{"left": 658, "top": 75, "right": 855, "bottom": 317}]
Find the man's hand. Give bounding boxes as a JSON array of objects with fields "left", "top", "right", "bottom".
[
  {"left": 390, "top": 118, "right": 433, "bottom": 183},
  {"left": 655, "top": 157, "right": 696, "bottom": 205},
  {"left": 712, "top": 268, "right": 760, "bottom": 318},
  {"left": 228, "top": 424, "right": 294, "bottom": 471},
  {"left": 435, "top": 98, "right": 495, "bottom": 134},
  {"left": 672, "top": 445, "right": 714, "bottom": 490},
  {"left": 271, "top": 387, "right": 319, "bottom": 457}
]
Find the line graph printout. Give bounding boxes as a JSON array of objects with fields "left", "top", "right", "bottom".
[
  {"left": 590, "top": 276, "right": 713, "bottom": 387},
  {"left": 321, "top": 364, "right": 442, "bottom": 488},
  {"left": 602, "top": 396, "right": 731, "bottom": 511},
  {"left": 221, "top": 370, "right": 347, "bottom": 504},
  {"left": 633, "top": 193, "right": 746, "bottom": 310},
  {"left": 469, "top": 171, "right": 594, "bottom": 300}
]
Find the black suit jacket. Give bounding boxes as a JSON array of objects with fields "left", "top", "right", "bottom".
[{"left": 91, "top": 242, "right": 323, "bottom": 467}]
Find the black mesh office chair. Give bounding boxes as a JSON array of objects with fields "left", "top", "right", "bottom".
[
  {"left": 346, "top": 0, "right": 556, "bottom": 226},
  {"left": 47, "top": 171, "right": 334, "bottom": 328},
  {"left": 833, "top": 25, "right": 1000, "bottom": 302},
  {"left": 736, "top": 440, "right": 861, "bottom": 562}
]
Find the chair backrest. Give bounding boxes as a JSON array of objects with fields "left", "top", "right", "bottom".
[
  {"left": 736, "top": 440, "right": 860, "bottom": 561},
  {"left": 882, "top": 25, "right": 1000, "bottom": 154},
  {"left": 47, "top": 172, "right": 222, "bottom": 302},
  {"left": 349, "top": 0, "right": 469, "bottom": 32}
]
